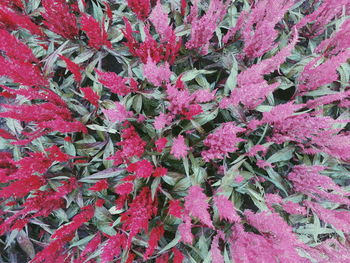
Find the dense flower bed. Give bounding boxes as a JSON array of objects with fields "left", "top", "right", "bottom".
[{"left": 1, "top": 0, "right": 350, "bottom": 262}]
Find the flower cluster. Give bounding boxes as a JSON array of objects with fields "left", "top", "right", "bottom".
[{"left": 0, "top": 0, "right": 350, "bottom": 262}]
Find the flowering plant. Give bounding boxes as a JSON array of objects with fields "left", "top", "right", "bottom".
[{"left": 1, "top": 0, "right": 350, "bottom": 262}]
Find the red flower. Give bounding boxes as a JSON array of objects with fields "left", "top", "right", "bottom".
[
  {"left": 81, "top": 14, "right": 112, "bottom": 50},
  {"left": 153, "top": 167, "right": 168, "bottom": 177},
  {"left": 127, "top": 160, "right": 154, "bottom": 178},
  {"left": 88, "top": 180, "right": 109, "bottom": 192},
  {"left": 155, "top": 137, "right": 168, "bottom": 152},
  {"left": 80, "top": 87, "right": 100, "bottom": 107},
  {"left": 59, "top": 55, "right": 82, "bottom": 82},
  {"left": 41, "top": 0, "right": 79, "bottom": 39},
  {"left": 127, "top": 0, "right": 150, "bottom": 20},
  {"left": 115, "top": 182, "right": 134, "bottom": 195}
]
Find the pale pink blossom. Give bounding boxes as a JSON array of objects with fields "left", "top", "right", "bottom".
[
  {"left": 154, "top": 112, "right": 173, "bottom": 130},
  {"left": 185, "top": 0, "right": 228, "bottom": 55},
  {"left": 192, "top": 89, "right": 216, "bottom": 103},
  {"left": 178, "top": 214, "right": 193, "bottom": 244},
  {"left": 143, "top": 56, "right": 171, "bottom": 86},
  {"left": 102, "top": 102, "right": 133, "bottom": 123},
  {"left": 149, "top": 0, "right": 172, "bottom": 42},
  {"left": 170, "top": 135, "right": 189, "bottom": 159}
]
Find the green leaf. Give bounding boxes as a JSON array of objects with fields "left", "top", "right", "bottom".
[
  {"left": 267, "top": 146, "right": 294, "bottom": 163},
  {"left": 224, "top": 55, "right": 238, "bottom": 94},
  {"left": 182, "top": 69, "right": 216, "bottom": 82},
  {"left": 79, "top": 168, "right": 124, "bottom": 182},
  {"left": 158, "top": 235, "right": 181, "bottom": 254}
]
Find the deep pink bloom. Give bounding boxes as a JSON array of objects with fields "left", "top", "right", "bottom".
[
  {"left": 0, "top": 29, "right": 37, "bottom": 62},
  {"left": 168, "top": 200, "right": 183, "bottom": 218},
  {"left": 59, "top": 55, "right": 82, "bottom": 82},
  {"left": 127, "top": 0, "right": 150, "bottom": 20},
  {"left": 153, "top": 167, "right": 168, "bottom": 177},
  {"left": 81, "top": 14, "right": 112, "bottom": 50},
  {"left": 107, "top": 124, "right": 146, "bottom": 165},
  {"left": 155, "top": 137, "right": 168, "bottom": 152},
  {"left": 101, "top": 233, "right": 127, "bottom": 262},
  {"left": 115, "top": 182, "right": 134, "bottom": 195},
  {"left": 144, "top": 225, "right": 164, "bottom": 260},
  {"left": 80, "top": 87, "right": 100, "bottom": 107},
  {"left": 88, "top": 180, "right": 109, "bottom": 192},
  {"left": 41, "top": 0, "right": 79, "bottom": 39},
  {"left": 120, "top": 187, "right": 157, "bottom": 247},
  {"left": 184, "top": 186, "right": 213, "bottom": 228},
  {"left": 96, "top": 69, "right": 137, "bottom": 96},
  {"left": 0, "top": 6, "right": 43, "bottom": 36},
  {"left": 127, "top": 160, "right": 154, "bottom": 178},
  {"left": 172, "top": 247, "right": 184, "bottom": 263},
  {"left": 0, "top": 56, "right": 48, "bottom": 87}
]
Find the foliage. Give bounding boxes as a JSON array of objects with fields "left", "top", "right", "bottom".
[{"left": 0, "top": 0, "right": 350, "bottom": 262}]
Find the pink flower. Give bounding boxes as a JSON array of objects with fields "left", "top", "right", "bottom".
[
  {"left": 210, "top": 234, "right": 224, "bottom": 263},
  {"left": 192, "top": 89, "right": 216, "bottom": 103},
  {"left": 282, "top": 201, "right": 307, "bottom": 216},
  {"left": 184, "top": 186, "right": 213, "bottom": 228},
  {"left": 298, "top": 49, "right": 350, "bottom": 92},
  {"left": 178, "top": 214, "right": 193, "bottom": 244},
  {"left": 102, "top": 102, "right": 133, "bottom": 123},
  {"left": 288, "top": 165, "right": 350, "bottom": 205},
  {"left": 304, "top": 201, "right": 350, "bottom": 232},
  {"left": 149, "top": 0, "right": 173, "bottom": 42},
  {"left": 201, "top": 123, "right": 245, "bottom": 162},
  {"left": 213, "top": 195, "right": 240, "bottom": 223},
  {"left": 154, "top": 113, "right": 173, "bottom": 130},
  {"left": 186, "top": 0, "right": 228, "bottom": 55},
  {"left": 170, "top": 135, "right": 190, "bottom": 159},
  {"left": 143, "top": 56, "right": 172, "bottom": 86},
  {"left": 241, "top": 0, "right": 295, "bottom": 58},
  {"left": 222, "top": 28, "right": 298, "bottom": 109}
]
